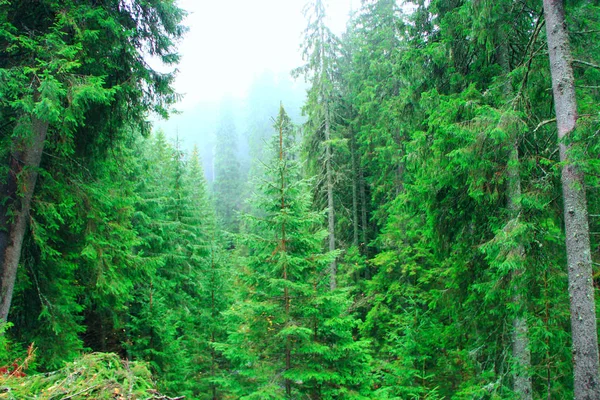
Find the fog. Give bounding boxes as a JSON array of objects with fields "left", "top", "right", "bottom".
[{"left": 152, "top": 0, "right": 354, "bottom": 179}]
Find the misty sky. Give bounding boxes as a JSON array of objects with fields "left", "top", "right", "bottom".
[
  {"left": 171, "top": 0, "right": 354, "bottom": 110},
  {"left": 150, "top": 0, "right": 354, "bottom": 175}
]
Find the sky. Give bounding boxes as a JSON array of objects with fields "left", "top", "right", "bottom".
[
  {"left": 150, "top": 0, "right": 355, "bottom": 166},
  {"left": 164, "top": 0, "right": 354, "bottom": 111}
]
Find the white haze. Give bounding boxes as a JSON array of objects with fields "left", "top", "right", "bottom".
[
  {"left": 152, "top": 0, "right": 354, "bottom": 150},
  {"left": 173, "top": 0, "right": 353, "bottom": 108}
]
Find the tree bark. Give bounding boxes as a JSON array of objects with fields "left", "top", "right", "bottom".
[
  {"left": 319, "top": 22, "right": 336, "bottom": 290},
  {"left": 507, "top": 141, "right": 533, "bottom": 400},
  {"left": 325, "top": 102, "right": 336, "bottom": 290},
  {"left": 0, "top": 115, "right": 48, "bottom": 322},
  {"left": 359, "top": 166, "right": 369, "bottom": 270},
  {"left": 350, "top": 127, "right": 359, "bottom": 248},
  {"left": 543, "top": 1, "right": 600, "bottom": 398},
  {"left": 279, "top": 116, "right": 292, "bottom": 397},
  {"left": 499, "top": 29, "right": 533, "bottom": 398},
  {"left": 210, "top": 245, "right": 218, "bottom": 400}
]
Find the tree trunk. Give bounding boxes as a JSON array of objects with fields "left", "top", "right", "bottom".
[
  {"left": 210, "top": 246, "right": 218, "bottom": 400},
  {"left": 508, "top": 141, "right": 533, "bottom": 400},
  {"left": 350, "top": 128, "right": 359, "bottom": 247},
  {"left": 543, "top": 1, "right": 600, "bottom": 398},
  {"left": 319, "top": 23, "right": 336, "bottom": 291},
  {"left": 0, "top": 115, "right": 49, "bottom": 321},
  {"left": 324, "top": 103, "right": 336, "bottom": 290},
  {"left": 279, "top": 117, "right": 292, "bottom": 397},
  {"left": 499, "top": 30, "right": 533, "bottom": 398},
  {"left": 359, "top": 166, "right": 369, "bottom": 274}
]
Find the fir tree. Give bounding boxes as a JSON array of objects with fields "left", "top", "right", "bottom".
[
  {"left": 0, "top": 0, "right": 184, "bottom": 321},
  {"left": 295, "top": 0, "right": 342, "bottom": 289},
  {"left": 220, "top": 105, "right": 371, "bottom": 399},
  {"left": 214, "top": 104, "right": 243, "bottom": 234},
  {"left": 184, "top": 145, "right": 233, "bottom": 399},
  {"left": 128, "top": 131, "right": 228, "bottom": 397}
]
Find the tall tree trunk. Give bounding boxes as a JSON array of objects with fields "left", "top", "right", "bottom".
[
  {"left": 210, "top": 245, "right": 218, "bottom": 400},
  {"left": 320, "top": 24, "right": 336, "bottom": 290},
  {"left": 350, "top": 127, "right": 359, "bottom": 247},
  {"left": 499, "top": 32, "right": 533, "bottom": 398},
  {"left": 325, "top": 103, "right": 336, "bottom": 290},
  {"left": 359, "top": 166, "right": 369, "bottom": 274},
  {"left": 543, "top": 1, "right": 600, "bottom": 398},
  {"left": 0, "top": 115, "right": 48, "bottom": 321},
  {"left": 507, "top": 141, "right": 533, "bottom": 399},
  {"left": 279, "top": 117, "right": 292, "bottom": 397}
]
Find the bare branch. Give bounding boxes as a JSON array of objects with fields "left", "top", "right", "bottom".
[
  {"left": 573, "top": 59, "right": 600, "bottom": 70},
  {"left": 533, "top": 118, "right": 557, "bottom": 133},
  {"left": 573, "top": 30, "right": 600, "bottom": 35}
]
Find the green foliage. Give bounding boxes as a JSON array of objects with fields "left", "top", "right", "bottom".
[
  {"left": 214, "top": 102, "right": 244, "bottom": 234},
  {"left": 323, "top": 0, "right": 599, "bottom": 397},
  {"left": 0, "top": 353, "right": 161, "bottom": 399},
  {"left": 220, "top": 106, "right": 371, "bottom": 399},
  {"left": 1, "top": 0, "right": 599, "bottom": 398},
  {"left": 128, "top": 131, "right": 232, "bottom": 398},
  {"left": 11, "top": 131, "right": 141, "bottom": 369},
  {"left": 0, "top": 0, "right": 184, "bottom": 150},
  {"left": 1, "top": 0, "right": 186, "bottom": 372}
]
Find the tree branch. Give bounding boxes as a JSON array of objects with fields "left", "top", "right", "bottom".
[
  {"left": 573, "top": 30, "right": 600, "bottom": 35},
  {"left": 573, "top": 59, "right": 600, "bottom": 70},
  {"left": 533, "top": 118, "right": 557, "bottom": 133}
]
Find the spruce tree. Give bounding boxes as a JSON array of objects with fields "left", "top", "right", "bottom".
[
  {"left": 184, "top": 145, "right": 233, "bottom": 399},
  {"left": 296, "top": 0, "right": 341, "bottom": 289},
  {"left": 220, "top": 105, "right": 371, "bottom": 399},
  {"left": 214, "top": 104, "right": 243, "bottom": 234},
  {"left": 0, "top": 0, "right": 184, "bottom": 321},
  {"left": 10, "top": 130, "right": 142, "bottom": 368},
  {"left": 129, "top": 131, "right": 228, "bottom": 397}
]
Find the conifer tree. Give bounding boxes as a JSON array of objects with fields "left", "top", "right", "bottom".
[
  {"left": 9, "top": 130, "right": 142, "bottom": 368},
  {"left": 128, "top": 131, "right": 228, "bottom": 397},
  {"left": 296, "top": 0, "right": 341, "bottom": 289},
  {"left": 543, "top": 0, "right": 600, "bottom": 397},
  {"left": 184, "top": 145, "right": 233, "bottom": 399},
  {"left": 128, "top": 131, "right": 184, "bottom": 388},
  {"left": 220, "top": 105, "right": 371, "bottom": 399},
  {"left": 0, "top": 0, "right": 184, "bottom": 321},
  {"left": 214, "top": 105, "right": 243, "bottom": 234}
]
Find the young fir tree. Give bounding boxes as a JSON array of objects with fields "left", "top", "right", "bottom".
[
  {"left": 128, "top": 131, "right": 187, "bottom": 391},
  {"left": 128, "top": 131, "right": 227, "bottom": 397},
  {"left": 219, "top": 105, "right": 371, "bottom": 399},
  {"left": 183, "top": 145, "right": 233, "bottom": 400}
]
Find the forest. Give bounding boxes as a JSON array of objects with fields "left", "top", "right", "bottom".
[{"left": 0, "top": 0, "right": 599, "bottom": 399}]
